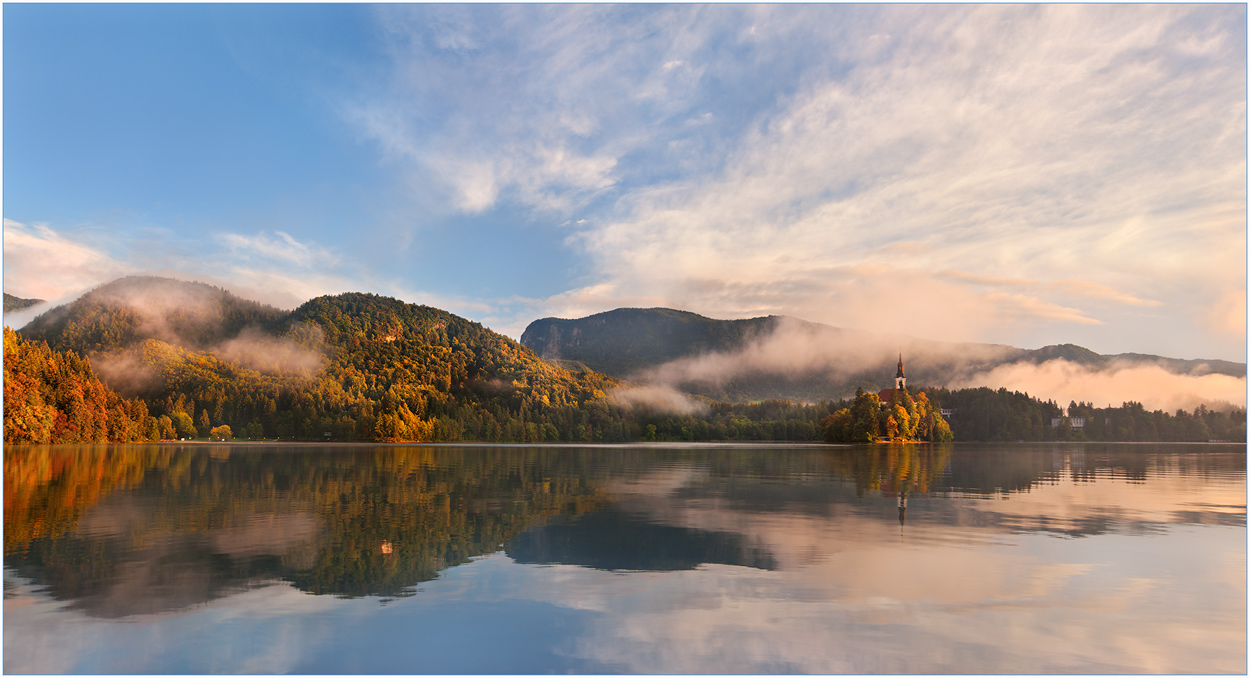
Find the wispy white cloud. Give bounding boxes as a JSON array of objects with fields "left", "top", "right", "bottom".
[
  {"left": 351, "top": 5, "right": 790, "bottom": 216},
  {"left": 218, "top": 230, "right": 340, "bottom": 269},
  {"left": 5, "top": 220, "right": 355, "bottom": 316},
  {"left": 363, "top": 5, "right": 1243, "bottom": 358},
  {"left": 2, "top": 216, "right": 533, "bottom": 333},
  {"left": 939, "top": 271, "right": 1163, "bottom": 309},
  {"left": 487, "top": 3, "right": 1240, "bottom": 355},
  {"left": 2, "top": 219, "right": 132, "bottom": 302}
]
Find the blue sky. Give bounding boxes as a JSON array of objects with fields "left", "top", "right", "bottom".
[{"left": 3, "top": 4, "right": 1246, "bottom": 361}]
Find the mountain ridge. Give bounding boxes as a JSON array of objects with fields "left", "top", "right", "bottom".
[{"left": 521, "top": 308, "right": 1245, "bottom": 403}]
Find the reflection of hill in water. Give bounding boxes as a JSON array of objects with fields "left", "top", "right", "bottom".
[
  {"left": 5, "top": 443, "right": 1242, "bottom": 618},
  {"left": 4, "top": 445, "right": 613, "bottom": 616},
  {"left": 507, "top": 505, "right": 776, "bottom": 571}
]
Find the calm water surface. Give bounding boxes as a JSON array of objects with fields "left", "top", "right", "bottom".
[{"left": 4, "top": 442, "right": 1245, "bottom": 674}]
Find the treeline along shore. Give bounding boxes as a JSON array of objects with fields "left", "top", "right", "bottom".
[{"left": 4, "top": 277, "right": 1245, "bottom": 446}]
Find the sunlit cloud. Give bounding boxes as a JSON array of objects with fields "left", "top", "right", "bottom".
[
  {"left": 378, "top": 5, "right": 1243, "bottom": 358},
  {"left": 2, "top": 219, "right": 132, "bottom": 303},
  {"left": 1208, "top": 286, "right": 1247, "bottom": 339},
  {"left": 939, "top": 271, "right": 1163, "bottom": 309},
  {"left": 952, "top": 358, "right": 1247, "bottom": 411},
  {"left": 354, "top": 5, "right": 796, "bottom": 217}
]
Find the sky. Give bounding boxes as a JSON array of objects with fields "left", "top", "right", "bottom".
[{"left": 3, "top": 4, "right": 1246, "bottom": 362}]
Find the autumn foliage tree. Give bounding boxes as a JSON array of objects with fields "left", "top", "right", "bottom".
[
  {"left": 3, "top": 328, "right": 155, "bottom": 444},
  {"left": 821, "top": 387, "right": 953, "bottom": 443}
]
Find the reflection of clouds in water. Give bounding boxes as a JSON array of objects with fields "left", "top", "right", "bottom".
[
  {"left": 612, "top": 450, "right": 1245, "bottom": 544},
  {"left": 4, "top": 519, "right": 1244, "bottom": 674},
  {"left": 945, "top": 468, "right": 1247, "bottom": 535},
  {"left": 507, "top": 524, "right": 1244, "bottom": 674},
  {"left": 491, "top": 462, "right": 1246, "bottom": 674},
  {"left": 3, "top": 576, "right": 341, "bottom": 674}
]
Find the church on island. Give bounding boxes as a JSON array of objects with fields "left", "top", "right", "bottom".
[
  {"left": 878, "top": 353, "right": 907, "bottom": 407},
  {"left": 819, "top": 352, "right": 954, "bottom": 444}
]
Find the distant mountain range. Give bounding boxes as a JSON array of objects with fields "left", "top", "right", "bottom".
[{"left": 521, "top": 308, "right": 1245, "bottom": 402}]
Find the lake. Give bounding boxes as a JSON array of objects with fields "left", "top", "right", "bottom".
[{"left": 4, "top": 442, "right": 1245, "bottom": 674}]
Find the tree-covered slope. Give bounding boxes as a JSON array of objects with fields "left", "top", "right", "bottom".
[
  {"left": 20, "top": 276, "right": 287, "bottom": 354},
  {"left": 3, "top": 328, "right": 154, "bottom": 444},
  {"left": 10, "top": 279, "right": 622, "bottom": 443},
  {"left": 521, "top": 308, "right": 784, "bottom": 376},
  {"left": 3, "top": 293, "right": 44, "bottom": 313}
]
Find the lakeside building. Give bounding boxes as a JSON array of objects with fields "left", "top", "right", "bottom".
[{"left": 1051, "top": 417, "right": 1086, "bottom": 429}]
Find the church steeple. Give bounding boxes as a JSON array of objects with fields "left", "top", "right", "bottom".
[{"left": 895, "top": 352, "right": 906, "bottom": 390}]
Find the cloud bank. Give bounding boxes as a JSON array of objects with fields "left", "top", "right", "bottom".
[
  {"left": 358, "top": 5, "right": 1244, "bottom": 359},
  {"left": 952, "top": 359, "right": 1247, "bottom": 413}
]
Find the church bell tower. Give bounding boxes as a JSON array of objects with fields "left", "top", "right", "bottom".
[{"left": 895, "top": 352, "right": 906, "bottom": 391}]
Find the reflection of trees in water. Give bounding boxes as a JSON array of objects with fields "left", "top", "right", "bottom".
[
  {"left": 939, "top": 444, "right": 1235, "bottom": 495},
  {"left": 5, "top": 445, "right": 161, "bottom": 554},
  {"left": 6, "top": 443, "right": 1242, "bottom": 617},
  {"left": 822, "top": 444, "right": 953, "bottom": 498},
  {"left": 4, "top": 445, "right": 616, "bottom": 613}
]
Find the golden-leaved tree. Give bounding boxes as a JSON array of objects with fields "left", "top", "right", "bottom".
[
  {"left": 821, "top": 387, "right": 953, "bottom": 444},
  {"left": 4, "top": 328, "right": 156, "bottom": 444}
]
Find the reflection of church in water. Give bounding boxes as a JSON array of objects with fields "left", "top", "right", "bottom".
[{"left": 883, "top": 353, "right": 910, "bottom": 525}]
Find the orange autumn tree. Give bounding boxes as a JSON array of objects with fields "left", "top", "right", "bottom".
[
  {"left": 821, "top": 387, "right": 953, "bottom": 443},
  {"left": 4, "top": 327, "right": 156, "bottom": 444}
]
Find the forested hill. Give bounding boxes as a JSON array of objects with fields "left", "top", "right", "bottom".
[
  {"left": 19, "top": 276, "right": 287, "bottom": 354},
  {"left": 521, "top": 308, "right": 1246, "bottom": 402},
  {"left": 521, "top": 308, "right": 789, "bottom": 376},
  {"left": 3, "top": 293, "right": 44, "bottom": 313},
  {"left": 11, "top": 277, "right": 621, "bottom": 443}
]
